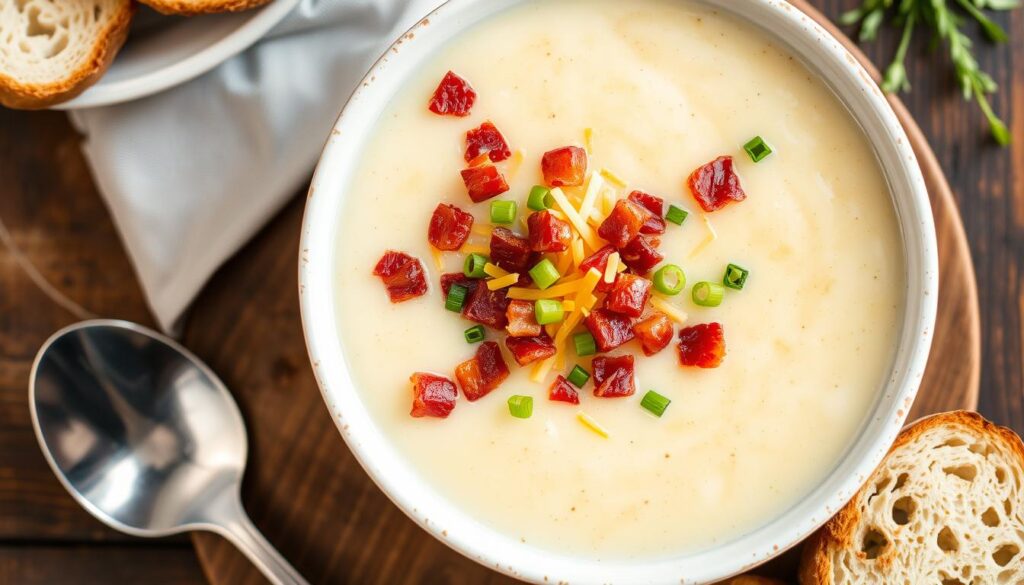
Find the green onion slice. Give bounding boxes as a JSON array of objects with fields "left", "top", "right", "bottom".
[
  {"left": 573, "top": 332, "right": 597, "bottom": 357},
  {"left": 640, "top": 390, "right": 671, "bottom": 417},
  {"left": 529, "top": 258, "right": 561, "bottom": 290},
  {"left": 527, "top": 185, "right": 554, "bottom": 211},
  {"left": 508, "top": 395, "right": 533, "bottom": 419},
  {"left": 535, "top": 299, "right": 564, "bottom": 325},
  {"left": 464, "top": 325, "right": 485, "bottom": 344},
  {"left": 567, "top": 365, "right": 590, "bottom": 388},
  {"left": 653, "top": 264, "right": 686, "bottom": 295},
  {"left": 490, "top": 200, "right": 518, "bottom": 224},
  {"left": 691, "top": 281, "right": 724, "bottom": 307},
  {"left": 723, "top": 263, "right": 749, "bottom": 290},
  {"left": 743, "top": 136, "right": 773, "bottom": 163},
  {"left": 464, "top": 253, "right": 489, "bottom": 279},
  {"left": 446, "top": 284, "right": 468, "bottom": 312},
  {"left": 665, "top": 205, "right": 689, "bottom": 226}
]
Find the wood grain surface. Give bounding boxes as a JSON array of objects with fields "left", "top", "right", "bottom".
[{"left": 0, "top": 0, "right": 1019, "bottom": 583}]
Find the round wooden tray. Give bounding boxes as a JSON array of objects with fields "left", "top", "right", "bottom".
[{"left": 185, "top": 2, "right": 981, "bottom": 583}]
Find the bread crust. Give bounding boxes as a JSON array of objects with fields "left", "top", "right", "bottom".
[
  {"left": 0, "top": 1, "right": 135, "bottom": 110},
  {"left": 138, "top": 0, "right": 272, "bottom": 16},
  {"left": 798, "top": 410, "right": 1024, "bottom": 585}
]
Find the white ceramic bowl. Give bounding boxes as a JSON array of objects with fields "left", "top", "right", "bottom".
[
  {"left": 299, "top": 1, "right": 938, "bottom": 582},
  {"left": 54, "top": 0, "right": 298, "bottom": 110}
]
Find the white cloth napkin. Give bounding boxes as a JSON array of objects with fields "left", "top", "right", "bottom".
[{"left": 71, "top": 0, "right": 442, "bottom": 333}]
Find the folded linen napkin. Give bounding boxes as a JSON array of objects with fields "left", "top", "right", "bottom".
[{"left": 71, "top": 0, "right": 442, "bottom": 333}]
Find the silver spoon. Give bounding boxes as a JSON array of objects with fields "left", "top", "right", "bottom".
[{"left": 29, "top": 319, "right": 308, "bottom": 585}]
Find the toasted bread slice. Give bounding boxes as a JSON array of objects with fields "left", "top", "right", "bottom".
[
  {"left": 138, "top": 0, "right": 271, "bottom": 16},
  {"left": 800, "top": 411, "right": 1024, "bottom": 585},
  {"left": 0, "top": 0, "right": 133, "bottom": 109}
]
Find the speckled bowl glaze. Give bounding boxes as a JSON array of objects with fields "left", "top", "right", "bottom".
[{"left": 298, "top": 0, "right": 938, "bottom": 582}]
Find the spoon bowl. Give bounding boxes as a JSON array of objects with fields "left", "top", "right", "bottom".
[{"left": 30, "top": 320, "right": 306, "bottom": 585}]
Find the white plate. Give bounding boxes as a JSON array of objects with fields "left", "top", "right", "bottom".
[{"left": 54, "top": 0, "right": 299, "bottom": 110}]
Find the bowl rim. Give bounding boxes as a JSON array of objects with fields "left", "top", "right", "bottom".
[
  {"left": 53, "top": 0, "right": 300, "bottom": 110},
  {"left": 298, "top": 0, "right": 938, "bottom": 582}
]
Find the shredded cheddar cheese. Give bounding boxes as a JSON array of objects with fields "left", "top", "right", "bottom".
[
  {"left": 650, "top": 296, "right": 689, "bottom": 324},
  {"left": 484, "top": 263, "right": 510, "bottom": 278},
  {"left": 471, "top": 223, "right": 494, "bottom": 236},
  {"left": 531, "top": 356, "right": 555, "bottom": 382},
  {"left": 461, "top": 243, "right": 490, "bottom": 255},
  {"left": 505, "top": 149, "right": 525, "bottom": 180},
  {"left": 584, "top": 127, "right": 594, "bottom": 153},
  {"left": 507, "top": 275, "right": 585, "bottom": 300},
  {"left": 577, "top": 174, "right": 605, "bottom": 223},
  {"left": 562, "top": 300, "right": 576, "bottom": 312},
  {"left": 556, "top": 250, "right": 574, "bottom": 275},
  {"left": 487, "top": 273, "right": 520, "bottom": 290},
  {"left": 571, "top": 236, "right": 584, "bottom": 269},
  {"left": 599, "top": 168, "right": 627, "bottom": 188},
  {"left": 689, "top": 213, "right": 718, "bottom": 258},
  {"left": 577, "top": 412, "right": 609, "bottom": 438},
  {"left": 604, "top": 252, "right": 620, "bottom": 283},
  {"left": 549, "top": 187, "right": 604, "bottom": 251},
  {"left": 429, "top": 246, "right": 445, "bottom": 271}
]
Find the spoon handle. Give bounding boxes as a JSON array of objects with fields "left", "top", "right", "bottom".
[{"left": 209, "top": 494, "right": 309, "bottom": 585}]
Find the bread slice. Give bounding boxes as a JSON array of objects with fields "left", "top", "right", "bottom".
[
  {"left": 800, "top": 411, "right": 1024, "bottom": 585},
  {"left": 0, "top": 0, "right": 133, "bottom": 109},
  {"left": 138, "top": 0, "right": 271, "bottom": 16}
]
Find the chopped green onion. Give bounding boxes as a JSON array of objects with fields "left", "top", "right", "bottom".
[
  {"left": 527, "top": 185, "right": 554, "bottom": 211},
  {"left": 640, "top": 390, "right": 671, "bottom": 417},
  {"left": 529, "top": 258, "right": 561, "bottom": 290},
  {"left": 508, "top": 395, "right": 533, "bottom": 419},
  {"left": 723, "top": 263, "right": 749, "bottom": 290},
  {"left": 446, "top": 284, "right": 468, "bottom": 312},
  {"left": 490, "top": 200, "right": 518, "bottom": 224},
  {"left": 573, "top": 332, "right": 597, "bottom": 356},
  {"left": 743, "top": 136, "right": 773, "bottom": 163},
  {"left": 535, "top": 299, "right": 564, "bottom": 325},
  {"left": 653, "top": 264, "right": 686, "bottom": 296},
  {"left": 691, "top": 281, "right": 724, "bottom": 307},
  {"left": 464, "top": 325, "right": 485, "bottom": 344},
  {"left": 567, "top": 365, "right": 590, "bottom": 388},
  {"left": 665, "top": 205, "right": 689, "bottom": 226},
  {"left": 463, "top": 253, "right": 489, "bottom": 279}
]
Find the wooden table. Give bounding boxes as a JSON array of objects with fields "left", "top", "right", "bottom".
[{"left": 0, "top": 1, "right": 1020, "bottom": 582}]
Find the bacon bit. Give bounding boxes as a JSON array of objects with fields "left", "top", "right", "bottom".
[
  {"left": 678, "top": 322, "right": 726, "bottom": 368},
  {"left": 548, "top": 375, "right": 580, "bottom": 404},
  {"left": 427, "top": 203, "right": 474, "bottom": 251},
  {"left": 506, "top": 300, "right": 542, "bottom": 337},
  {"left": 489, "top": 227, "right": 532, "bottom": 272},
  {"left": 633, "top": 312, "right": 674, "bottom": 356},
  {"left": 687, "top": 156, "right": 747, "bottom": 212},
  {"left": 505, "top": 334, "right": 557, "bottom": 366},
  {"left": 605, "top": 273, "right": 652, "bottom": 318},
  {"left": 461, "top": 165, "right": 509, "bottom": 203},
  {"left": 465, "top": 121, "right": 511, "bottom": 163},
  {"left": 527, "top": 210, "right": 572, "bottom": 253},
  {"left": 541, "top": 146, "right": 588, "bottom": 187},
  {"left": 579, "top": 245, "right": 617, "bottom": 293},
  {"left": 440, "top": 272, "right": 478, "bottom": 297},
  {"left": 598, "top": 199, "right": 652, "bottom": 248},
  {"left": 592, "top": 354, "right": 636, "bottom": 397},
  {"left": 410, "top": 373, "right": 457, "bottom": 418},
  {"left": 428, "top": 71, "right": 476, "bottom": 117},
  {"left": 584, "top": 308, "right": 635, "bottom": 352},
  {"left": 628, "top": 190, "right": 666, "bottom": 235},
  {"left": 455, "top": 341, "right": 510, "bottom": 401},
  {"left": 373, "top": 251, "right": 428, "bottom": 303},
  {"left": 462, "top": 284, "right": 510, "bottom": 329},
  {"left": 619, "top": 235, "right": 664, "bottom": 275}
]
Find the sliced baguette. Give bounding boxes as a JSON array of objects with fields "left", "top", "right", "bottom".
[
  {"left": 800, "top": 411, "right": 1024, "bottom": 585},
  {"left": 0, "top": 0, "right": 133, "bottom": 109},
  {"left": 138, "top": 0, "right": 271, "bottom": 16}
]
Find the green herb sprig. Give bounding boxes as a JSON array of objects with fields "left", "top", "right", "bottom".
[{"left": 842, "top": 0, "right": 1017, "bottom": 145}]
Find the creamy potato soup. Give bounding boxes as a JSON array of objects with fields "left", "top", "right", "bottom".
[{"left": 335, "top": 0, "right": 903, "bottom": 559}]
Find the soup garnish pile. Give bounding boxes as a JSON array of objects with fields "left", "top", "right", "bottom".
[{"left": 374, "top": 71, "right": 764, "bottom": 430}]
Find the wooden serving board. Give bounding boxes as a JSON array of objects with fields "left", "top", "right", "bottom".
[{"left": 185, "top": 2, "right": 981, "bottom": 583}]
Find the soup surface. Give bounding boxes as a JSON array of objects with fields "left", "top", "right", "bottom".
[{"left": 334, "top": 0, "right": 903, "bottom": 559}]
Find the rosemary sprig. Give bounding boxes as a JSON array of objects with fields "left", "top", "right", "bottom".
[{"left": 842, "top": 0, "right": 1016, "bottom": 145}]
